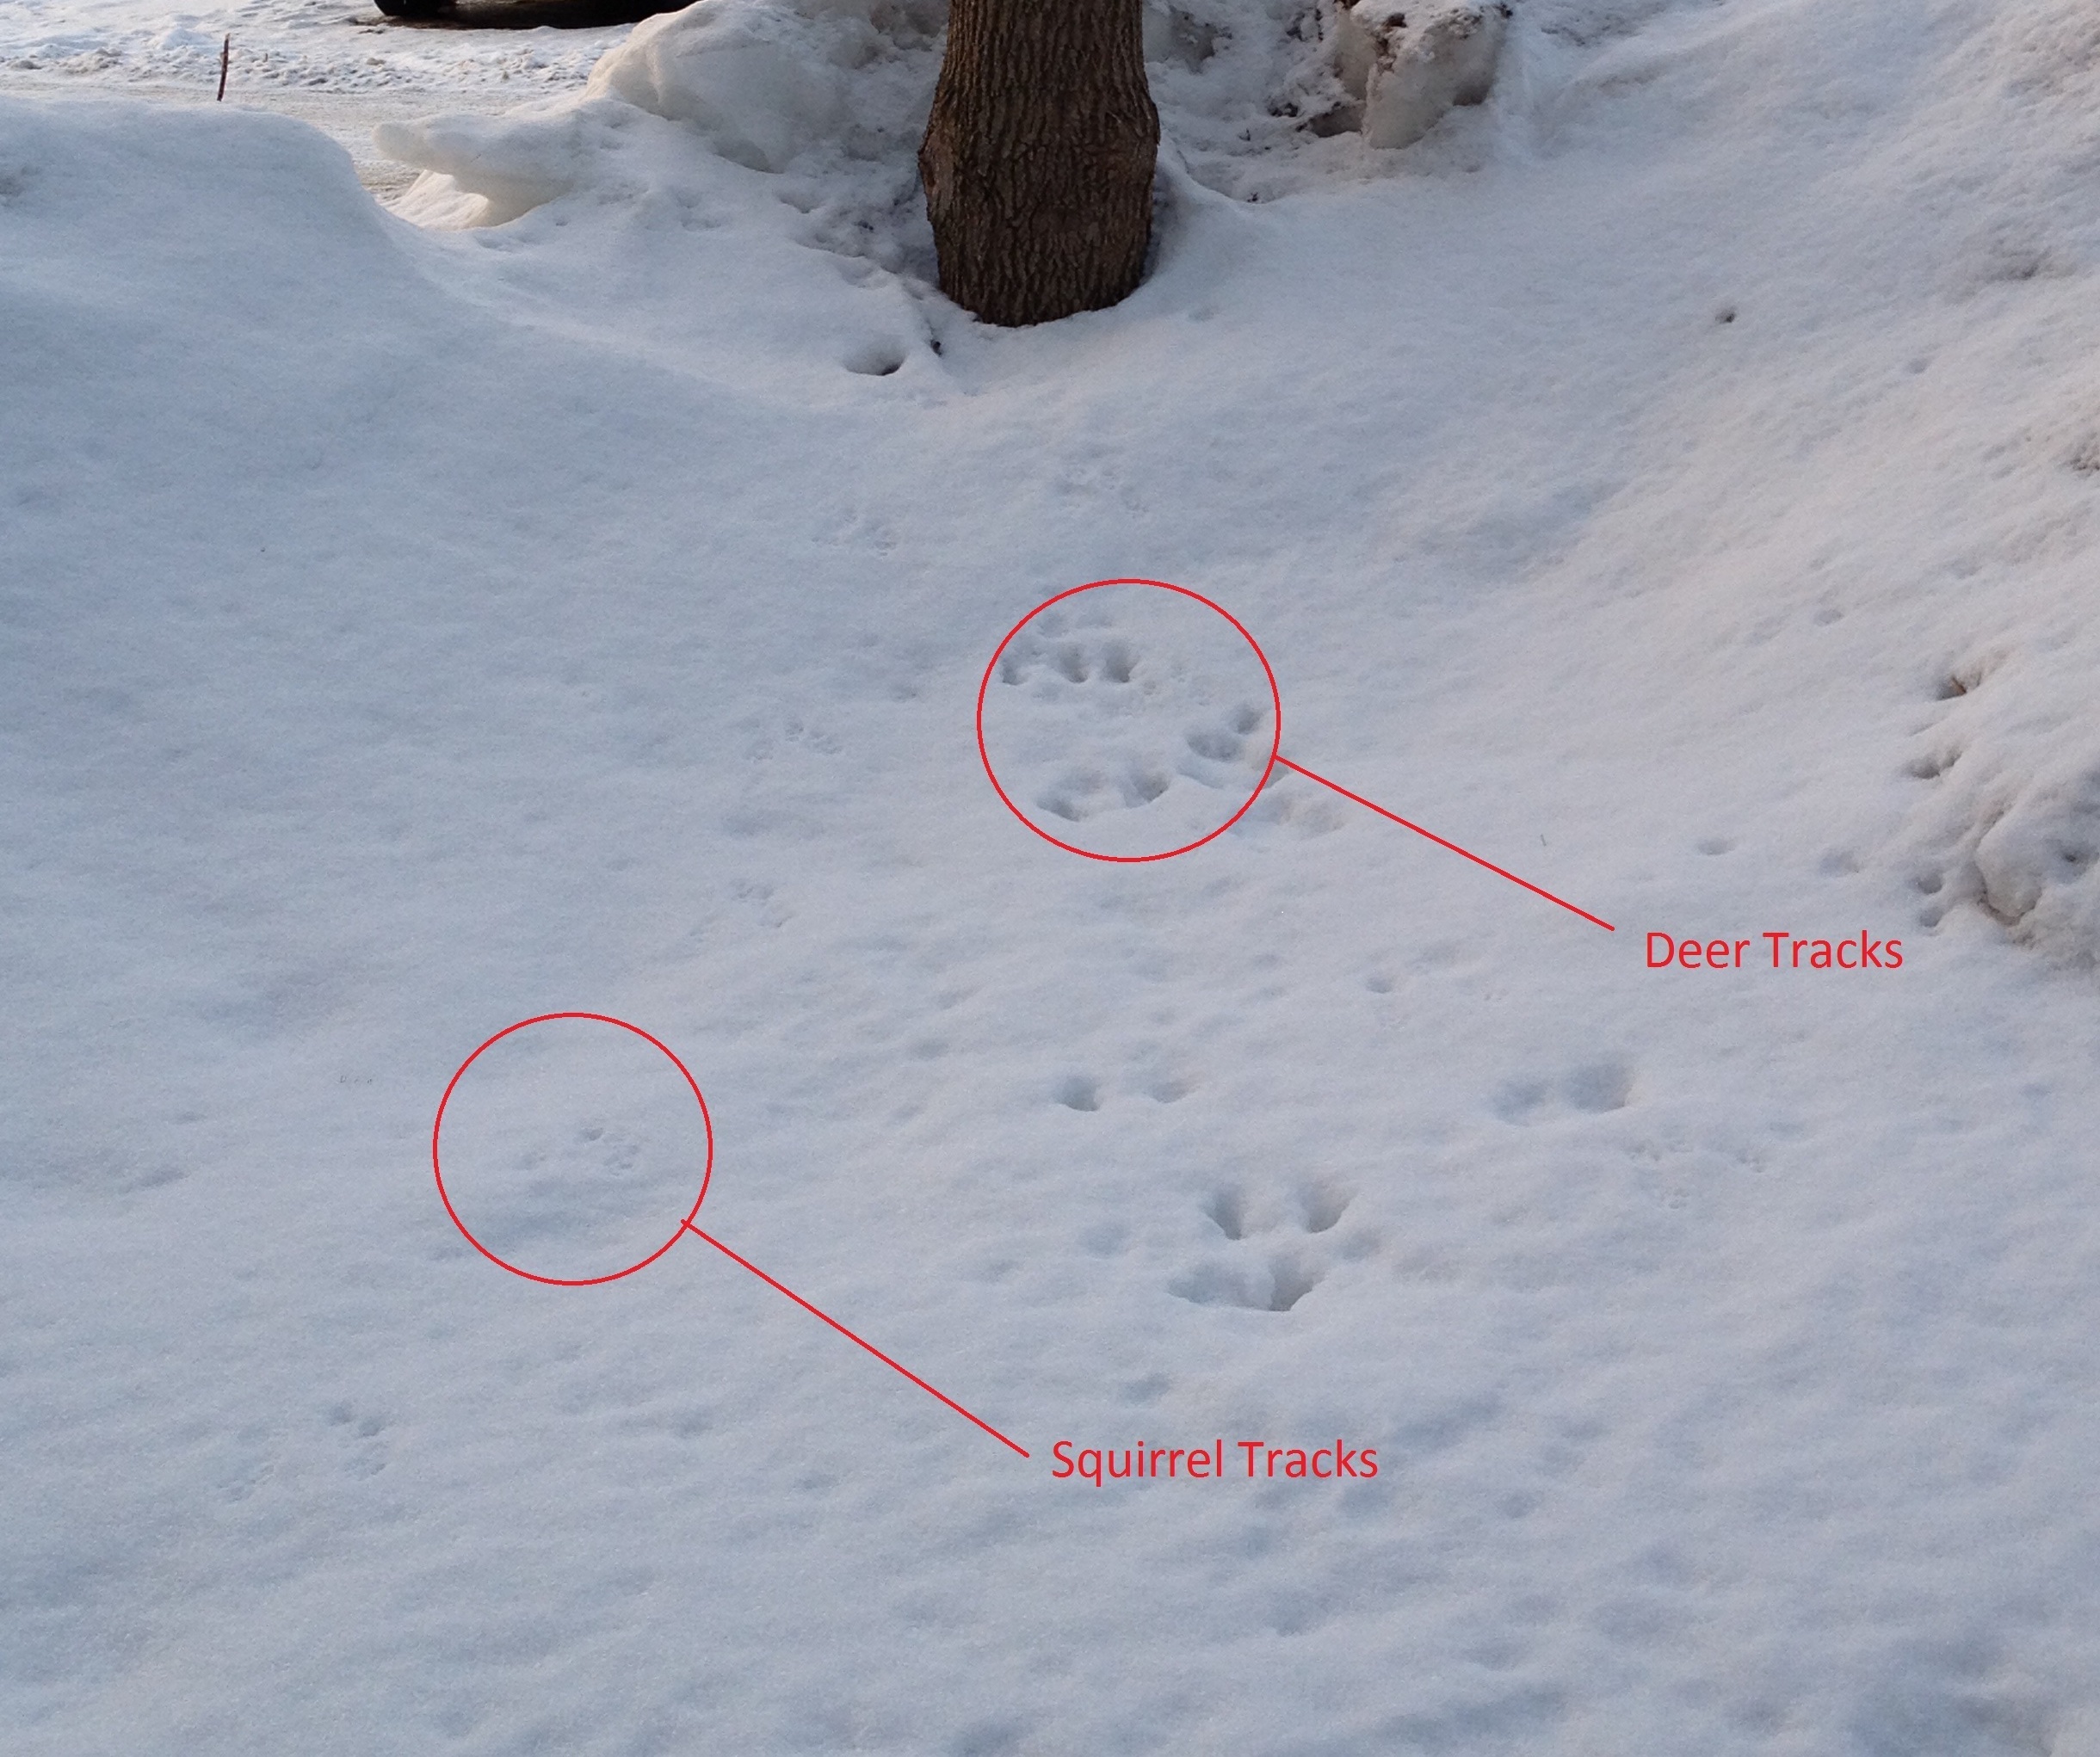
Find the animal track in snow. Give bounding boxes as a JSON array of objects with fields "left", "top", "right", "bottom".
[
  {"left": 1049, "top": 1062, "right": 1200, "bottom": 1111},
  {"left": 1492, "top": 1059, "right": 1635, "bottom": 1124},
  {"left": 1231, "top": 768, "right": 1348, "bottom": 841},
  {"left": 433, "top": 1017, "right": 712, "bottom": 1284},
  {"left": 324, "top": 1402, "right": 391, "bottom": 1479},
  {"left": 1173, "top": 1181, "right": 1356, "bottom": 1312},
  {"left": 1053, "top": 1075, "right": 1101, "bottom": 1113},
  {"left": 1202, "top": 1186, "right": 1249, "bottom": 1240},
  {"left": 979, "top": 582, "right": 1278, "bottom": 859}
]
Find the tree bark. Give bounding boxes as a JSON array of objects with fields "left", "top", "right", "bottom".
[{"left": 919, "top": 0, "right": 1158, "bottom": 328}]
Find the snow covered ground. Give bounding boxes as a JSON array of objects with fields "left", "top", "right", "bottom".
[
  {"left": 0, "top": 0, "right": 630, "bottom": 190},
  {"left": 0, "top": 0, "right": 621, "bottom": 97},
  {"left": 9, "top": 0, "right": 2100, "bottom": 1750}
]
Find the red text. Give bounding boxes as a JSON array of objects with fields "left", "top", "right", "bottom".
[{"left": 1051, "top": 1439, "right": 1378, "bottom": 1485}]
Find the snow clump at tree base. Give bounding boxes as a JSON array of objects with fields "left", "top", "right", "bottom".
[{"left": 373, "top": 0, "right": 1522, "bottom": 236}]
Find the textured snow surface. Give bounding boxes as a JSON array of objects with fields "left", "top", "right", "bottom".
[
  {"left": 978, "top": 583, "right": 1279, "bottom": 860},
  {"left": 434, "top": 1014, "right": 714, "bottom": 1283},
  {"left": 0, "top": 0, "right": 623, "bottom": 94},
  {"left": 9, "top": 0, "right": 2100, "bottom": 1751}
]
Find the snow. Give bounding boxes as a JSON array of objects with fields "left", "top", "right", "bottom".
[
  {"left": 1335, "top": 2, "right": 1509, "bottom": 151},
  {"left": 435, "top": 1013, "right": 714, "bottom": 1283},
  {"left": 977, "top": 582, "right": 1280, "bottom": 860},
  {"left": 0, "top": 0, "right": 621, "bottom": 96},
  {"left": 8, "top": 0, "right": 2100, "bottom": 1750},
  {"left": 580, "top": 0, "right": 941, "bottom": 170}
]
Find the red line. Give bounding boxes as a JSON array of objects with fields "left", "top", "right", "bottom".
[
  {"left": 1272, "top": 755, "right": 1615, "bottom": 932},
  {"left": 682, "top": 1224, "right": 1029, "bottom": 1458}
]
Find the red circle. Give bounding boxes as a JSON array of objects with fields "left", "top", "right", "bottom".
[
  {"left": 431, "top": 1012, "right": 714, "bottom": 1287},
  {"left": 975, "top": 578, "right": 1283, "bottom": 863}
]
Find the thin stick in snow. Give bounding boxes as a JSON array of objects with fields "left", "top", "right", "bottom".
[{"left": 216, "top": 34, "right": 229, "bottom": 102}]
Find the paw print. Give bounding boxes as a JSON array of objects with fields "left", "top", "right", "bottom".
[
  {"left": 1170, "top": 1181, "right": 1356, "bottom": 1311},
  {"left": 325, "top": 1402, "right": 391, "bottom": 1479},
  {"left": 1492, "top": 1059, "right": 1634, "bottom": 1124}
]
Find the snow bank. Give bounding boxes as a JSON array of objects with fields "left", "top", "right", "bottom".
[
  {"left": 585, "top": 0, "right": 942, "bottom": 170},
  {"left": 1899, "top": 640, "right": 2100, "bottom": 970},
  {"left": 374, "top": 0, "right": 944, "bottom": 231},
  {"left": 1865, "top": 1, "right": 2100, "bottom": 969},
  {"left": 1973, "top": 750, "right": 2100, "bottom": 959},
  {"left": 373, "top": 0, "right": 1523, "bottom": 237}
]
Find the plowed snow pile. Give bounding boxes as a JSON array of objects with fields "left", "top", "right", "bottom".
[{"left": 8, "top": 1, "right": 2100, "bottom": 1752}]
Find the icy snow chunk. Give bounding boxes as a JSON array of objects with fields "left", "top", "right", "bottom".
[
  {"left": 1336, "top": 0, "right": 1509, "bottom": 150},
  {"left": 374, "top": 108, "right": 601, "bottom": 227},
  {"left": 587, "top": 0, "right": 857, "bottom": 172},
  {"left": 584, "top": 0, "right": 942, "bottom": 171},
  {"left": 377, "top": 0, "right": 943, "bottom": 230}
]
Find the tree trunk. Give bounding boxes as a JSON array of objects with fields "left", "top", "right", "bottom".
[{"left": 919, "top": 0, "right": 1158, "bottom": 328}]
